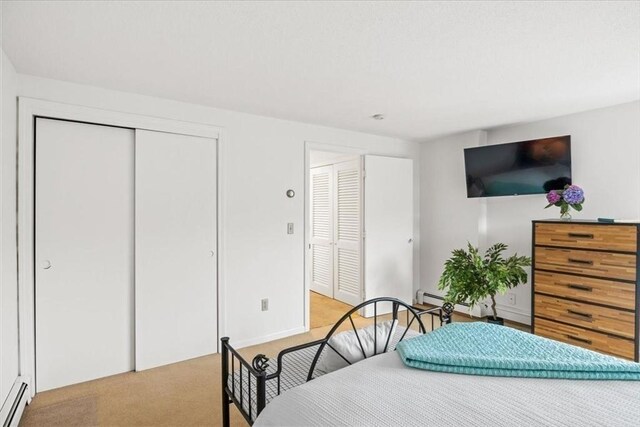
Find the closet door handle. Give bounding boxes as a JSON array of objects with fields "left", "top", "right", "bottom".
[{"left": 40, "top": 260, "right": 52, "bottom": 270}]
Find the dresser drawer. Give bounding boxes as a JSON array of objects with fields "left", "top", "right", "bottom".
[
  {"left": 535, "top": 294, "right": 635, "bottom": 339},
  {"left": 535, "top": 317, "right": 635, "bottom": 360},
  {"left": 534, "top": 246, "right": 636, "bottom": 281},
  {"left": 534, "top": 271, "right": 636, "bottom": 310},
  {"left": 535, "top": 223, "right": 637, "bottom": 253}
]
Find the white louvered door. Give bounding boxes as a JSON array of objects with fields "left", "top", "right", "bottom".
[
  {"left": 310, "top": 165, "right": 334, "bottom": 297},
  {"left": 333, "top": 159, "right": 363, "bottom": 306}
]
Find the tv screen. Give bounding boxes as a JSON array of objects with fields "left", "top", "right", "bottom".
[{"left": 464, "top": 135, "right": 571, "bottom": 198}]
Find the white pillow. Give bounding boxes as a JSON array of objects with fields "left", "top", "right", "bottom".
[{"left": 316, "top": 320, "right": 398, "bottom": 374}]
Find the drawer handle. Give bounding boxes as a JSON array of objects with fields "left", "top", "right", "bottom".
[
  {"left": 568, "top": 258, "right": 594, "bottom": 266},
  {"left": 566, "top": 334, "right": 592, "bottom": 345},
  {"left": 567, "top": 284, "right": 593, "bottom": 292},
  {"left": 567, "top": 309, "right": 593, "bottom": 320},
  {"left": 568, "top": 233, "right": 594, "bottom": 239}
]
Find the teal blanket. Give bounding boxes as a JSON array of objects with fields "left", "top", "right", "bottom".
[{"left": 396, "top": 322, "right": 640, "bottom": 380}]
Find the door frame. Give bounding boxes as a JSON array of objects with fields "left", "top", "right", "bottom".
[
  {"left": 304, "top": 141, "right": 365, "bottom": 331},
  {"left": 17, "top": 97, "right": 224, "bottom": 398}
]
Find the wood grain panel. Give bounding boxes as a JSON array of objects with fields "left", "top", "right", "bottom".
[
  {"left": 535, "top": 294, "right": 635, "bottom": 339},
  {"left": 535, "top": 246, "right": 636, "bottom": 281},
  {"left": 535, "top": 317, "right": 635, "bottom": 360},
  {"left": 534, "top": 271, "right": 636, "bottom": 310},
  {"left": 535, "top": 223, "right": 637, "bottom": 252}
]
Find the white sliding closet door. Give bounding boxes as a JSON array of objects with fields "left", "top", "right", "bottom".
[
  {"left": 135, "top": 130, "right": 217, "bottom": 371},
  {"left": 35, "top": 118, "right": 135, "bottom": 392},
  {"left": 333, "top": 160, "right": 363, "bottom": 306},
  {"left": 363, "top": 156, "right": 413, "bottom": 317},
  {"left": 310, "top": 165, "right": 334, "bottom": 298}
]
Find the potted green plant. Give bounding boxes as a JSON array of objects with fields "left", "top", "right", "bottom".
[{"left": 437, "top": 243, "right": 531, "bottom": 325}]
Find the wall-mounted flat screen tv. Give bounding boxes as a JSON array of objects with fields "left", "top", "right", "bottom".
[{"left": 464, "top": 135, "right": 571, "bottom": 198}]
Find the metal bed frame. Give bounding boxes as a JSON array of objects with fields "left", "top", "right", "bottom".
[{"left": 220, "top": 297, "right": 454, "bottom": 426}]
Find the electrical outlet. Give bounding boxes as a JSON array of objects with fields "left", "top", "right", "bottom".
[
  {"left": 507, "top": 293, "right": 516, "bottom": 305},
  {"left": 261, "top": 298, "right": 269, "bottom": 311},
  {"left": 287, "top": 223, "right": 294, "bottom": 234}
]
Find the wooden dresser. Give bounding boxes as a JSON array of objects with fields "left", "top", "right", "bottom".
[{"left": 532, "top": 220, "right": 639, "bottom": 361}]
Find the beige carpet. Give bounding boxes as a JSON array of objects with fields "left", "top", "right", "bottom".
[
  {"left": 20, "top": 305, "right": 528, "bottom": 426},
  {"left": 19, "top": 320, "right": 369, "bottom": 427},
  {"left": 310, "top": 291, "right": 360, "bottom": 329}
]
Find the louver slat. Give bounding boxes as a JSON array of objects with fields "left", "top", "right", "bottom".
[
  {"left": 337, "top": 170, "right": 360, "bottom": 242},
  {"left": 338, "top": 248, "right": 360, "bottom": 294},
  {"left": 312, "top": 172, "right": 331, "bottom": 240},
  {"left": 313, "top": 245, "right": 331, "bottom": 287}
]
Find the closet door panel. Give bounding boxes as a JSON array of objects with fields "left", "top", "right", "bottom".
[
  {"left": 310, "top": 166, "right": 334, "bottom": 297},
  {"left": 363, "top": 156, "right": 413, "bottom": 317},
  {"left": 333, "top": 160, "right": 362, "bottom": 306},
  {"left": 35, "top": 118, "right": 135, "bottom": 392},
  {"left": 135, "top": 130, "right": 217, "bottom": 371}
]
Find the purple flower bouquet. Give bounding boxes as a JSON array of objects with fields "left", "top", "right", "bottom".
[{"left": 545, "top": 184, "right": 585, "bottom": 220}]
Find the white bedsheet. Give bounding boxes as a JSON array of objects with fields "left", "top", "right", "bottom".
[{"left": 255, "top": 350, "right": 640, "bottom": 426}]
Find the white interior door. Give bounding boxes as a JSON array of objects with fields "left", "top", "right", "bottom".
[
  {"left": 135, "top": 130, "right": 217, "bottom": 371},
  {"left": 363, "top": 156, "right": 413, "bottom": 317},
  {"left": 333, "top": 159, "right": 363, "bottom": 306},
  {"left": 35, "top": 118, "right": 134, "bottom": 392},
  {"left": 310, "top": 165, "right": 334, "bottom": 298}
]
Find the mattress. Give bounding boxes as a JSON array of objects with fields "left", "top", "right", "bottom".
[{"left": 254, "top": 349, "right": 640, "bottom": 426}]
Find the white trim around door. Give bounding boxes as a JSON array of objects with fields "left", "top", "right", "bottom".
[{"left": 17, "top": 97, "right": 225, "bottom": 398}]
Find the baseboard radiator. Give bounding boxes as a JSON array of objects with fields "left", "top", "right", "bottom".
[
  {"left": 420, "top": 292, "right": 484, "bottom": 318},
  {"left": 0, "top": 378, "right": 29, "bottom": 427}
]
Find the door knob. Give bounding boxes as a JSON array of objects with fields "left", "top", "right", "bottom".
[
  {"left": 41, "top": 260, "right": 52, "bottom": 270},
  {"left": 209, "top": 250, "right": 215, "bottom": 257},
  {"left": 408, "top": 238, "right": 413, "bottom": 243}
]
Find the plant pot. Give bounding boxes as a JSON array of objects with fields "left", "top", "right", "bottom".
[{"left": 486, "top": 316, "right": 504, "bottom": 326}]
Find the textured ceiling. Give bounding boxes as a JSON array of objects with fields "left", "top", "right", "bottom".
[{"left": 2, "top": 1, "right": 639, "bottom": 141}]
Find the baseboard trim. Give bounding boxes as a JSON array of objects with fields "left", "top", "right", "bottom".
[
  {"left": 422, "top": 295, "right": 483, "bottom": 318},
  {"left": 421, "top": 292, "right": 531, "bottom": 326},
  {"left": 0, "top": 377, "right": 29, "bottom": 427},
  {"left": 492, "top": 305, "right": 532, "bottom": 326},
  {"left": 230, "top": 326, "right": 307, "bottom": 350}
]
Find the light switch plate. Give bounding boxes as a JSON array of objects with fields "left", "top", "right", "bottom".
[{"left": 287, "top": 223, "right": 294, "bottom": 234}]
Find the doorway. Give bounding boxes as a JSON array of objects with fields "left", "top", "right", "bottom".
[
  {"left": 305, "top": 145, "right": 416, "bottom": 330},
  {"left": 308, "top": 150, "right": 363, "bottom": 328}
]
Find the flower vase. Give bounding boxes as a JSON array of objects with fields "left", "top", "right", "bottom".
[{"left": 545, "top": 185, "right": 584, "bottom": 221}]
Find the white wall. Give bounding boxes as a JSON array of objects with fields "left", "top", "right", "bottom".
[
  {"left": 17, "top": 75, "right": 420, "bottom": 347},
  {"left": 419, "top": 131, "right": 483, "bottom": 302},
  {"left": 485, "top": 101, "right": 640, "bottom": 323},
  {"left": 420, "top": 101, "right": 640, "bottom": 324},
  {"left": 1, "top": 48, "right": 19, "bottom": 405}
]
